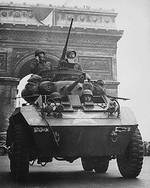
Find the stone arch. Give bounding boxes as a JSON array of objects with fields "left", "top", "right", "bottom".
[{"left": 14, "top": 53, "right": 60, "bottom": 79}]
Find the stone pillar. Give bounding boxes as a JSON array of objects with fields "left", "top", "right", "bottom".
[{"left": 0, "top": 77, "right": 19, "bottom": 133}]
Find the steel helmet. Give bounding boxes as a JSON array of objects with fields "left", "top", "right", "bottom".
[
  {"left": 83, "top": 81, "right": 93, "bottom": 91},
  {"left": 39, "top": 81, "right": 56, "bottom": 95},
  {"left": 27, "top": 74, "right": 42, "bottom": 83},
  {"left": 66, "top": 51, "right": 76, "bottom": 59},
  {"left": 83, "top": 89, "right": 93, "bottom": 96},
  {"left": 50, "top": 92, "right": 61, "bottom": 100},
  {"left": 35, "top": 49, "right": 45, "bottom": 57},
  {"left": 97, "top": 79, "right": 104, "bottom": 86}
]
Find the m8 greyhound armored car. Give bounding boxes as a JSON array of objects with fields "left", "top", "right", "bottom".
[{"left": 6, "top": 19, "right": 144, "bottom": 181}]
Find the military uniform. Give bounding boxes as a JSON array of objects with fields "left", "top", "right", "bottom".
[
  {"left": 58, "top": 50, "right": 82, "bottom": 71},
  {"left": 22, "top": 50, "right": 53, "bottom": 103},
  {"left": 58, "top": 59, "right": 82, "bottom": 71},
  {"left": 30, "top": 60, "right": 52, "bottom": 78},
  {"left": 93, "top": 80, "right": 106, "bottom": 96},
  {"left": 30, "top": 49, "right": 52, "bottom": 79}
]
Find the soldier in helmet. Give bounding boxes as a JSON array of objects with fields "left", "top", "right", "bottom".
[
  {"left": 49, "top": 92, "right": 61, "bottom": 104},
  {"left": 59, "top": 50, "right": 82, "bottom": 71},
  {"left": 81, "top": 89, "right": 93, "bottom": 104},
  {"left": 93, "top": 79, "right": 106, "bottom": 96},
  {"left": 66, "top": 50, "right": 82, "bottom": 71},
  {"left": 21, "top": 50, "right": 53, "bottom": 103},
  {"left": 30, "top": 49, "right": 52, "bottom": 79}
]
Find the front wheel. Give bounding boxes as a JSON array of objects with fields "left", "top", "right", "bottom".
[
  {"left": 117, "top": 128, "right": 144, "bottom": 178},
  {"left": 81, "top": 157, "right": 109, "bottom": 173},
  {"left": 9, "top": 124, "right": 29, "bottom": 181},
  {"left": 81, "top": 157, "right": 94, "bottom": 171},
  {"left": 94, "top": 157, "right": 109, "bottom": 173}
]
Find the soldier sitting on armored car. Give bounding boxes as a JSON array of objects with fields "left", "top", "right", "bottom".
[{"left": 21, "top": 50, "right": 54, "bottom": 104}]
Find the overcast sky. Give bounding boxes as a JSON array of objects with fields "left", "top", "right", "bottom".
[{"left": 1, "top": 0, "right": 150, "bottom": 141}]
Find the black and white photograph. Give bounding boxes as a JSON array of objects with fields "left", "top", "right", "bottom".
[{"left": 0, "top": 0, "right": 150, "bottom": 187}]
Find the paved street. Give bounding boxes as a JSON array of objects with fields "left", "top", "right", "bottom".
[{"left": 0, "top": 156, "right": 150, "bottom": 188}]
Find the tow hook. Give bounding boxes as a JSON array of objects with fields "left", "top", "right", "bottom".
[{"left": 110, "top": 127, "right": 131, "bottom": 143}]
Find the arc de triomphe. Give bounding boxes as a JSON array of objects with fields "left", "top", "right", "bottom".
[{"left": 0, "top": 3, "right": 123, "bottom": 135}]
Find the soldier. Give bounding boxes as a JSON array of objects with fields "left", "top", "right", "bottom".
[
  {"left": 82, "top": 89, "right": 93, "bottom": 103},
  {"left": 21, "top": 50, "right": 53, "bottom": 103},
  {"left": 93, "top": 79, "right": 106, "bottom": 96},
  {"left": 66, "top": 50, "right": 82, "bottom": 71},
  {"left": 59, "top": 50, "right": 82, "bottom": 71},
  {"left": 31, "top": 49, "right": 52, "bottom": 79}
]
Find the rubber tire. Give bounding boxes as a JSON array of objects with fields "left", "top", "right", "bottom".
[
  {"left": 9, "top": 152, "right": 16, "bottom": 178},
  {"left": 81, "top": 157, "right": 94, "bottom": 171},
  {"left": 94, "top": 158, "right": 109, "bottom": 173},
  {"left": 117, "top": 128, "right": 144, "bottom": 178},
  {"left": 10, "top": 124, "right": 29, "bottom": 181}
]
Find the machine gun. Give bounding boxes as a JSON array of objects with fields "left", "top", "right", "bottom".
[
  {"left": 66, "top": 73, "right": 85, "bottom": 93},
  {"left": 60, "top": 73, "right": 85, "bottom": 96},
  {"left": 106, "top": 95, "right": 130, "bottom": 101},
  {"left": 59, "top": 18, "right": 73, "bottom": 64}
]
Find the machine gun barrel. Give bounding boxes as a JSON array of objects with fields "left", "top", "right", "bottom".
[
  {"left": 67, "top": 74, "right": 84, "bottom": 93},
  {"left": 107, "top": 95, "right": 130, "bottom": 101},
  {"left": 60, "top": 18, "right": 73, "bottom": 62}
]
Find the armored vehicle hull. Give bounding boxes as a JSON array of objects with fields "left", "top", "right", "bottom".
[
  {"left": 7, "top": 102, "right": 144, "bottom": 181},
  {"left": 15, "top": 105, "right": 137, "bottom": 157}
]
